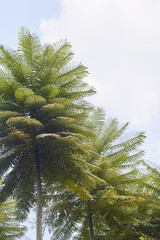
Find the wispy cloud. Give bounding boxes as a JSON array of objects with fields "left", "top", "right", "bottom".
[{"left": 40, "top": 0, "right": 160, "bottom": 127}]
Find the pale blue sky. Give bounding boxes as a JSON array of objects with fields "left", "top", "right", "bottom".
[
  {"left": 0, "top": 0, "right": 60, "bottom": 48},
  {"left": 1, "top": 0, "right": 160, "bottom": 239}
]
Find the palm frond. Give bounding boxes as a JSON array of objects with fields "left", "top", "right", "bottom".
[{"left": 18, "top": 26, "right": 42, "bottom": 66}]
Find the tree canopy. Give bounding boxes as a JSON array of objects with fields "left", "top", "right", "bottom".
[{"left": 0, "top": 27, "right": 160, "bottom": 240}]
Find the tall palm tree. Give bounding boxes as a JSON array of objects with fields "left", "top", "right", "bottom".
[
  {"left": 0, "top": 27, "right": 101, "bottom": 240},
  {"left": 44, "top": 108, "right": 146, "bottom": 240}
]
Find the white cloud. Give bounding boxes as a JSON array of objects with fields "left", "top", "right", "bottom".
[{"left": 40, "top": 0, "right": 160, "bottom": 127}]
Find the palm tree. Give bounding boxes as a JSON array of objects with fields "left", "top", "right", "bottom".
[
  {"left": 44, "top": 108, "right": 146, "bottom": 240},
  {"left": 135, "top": 162, "right": 160, "bottom": 240},
  {"left": 0, "top": 27, "right": 101, "bottom": 240},
  {"left": 0, "top": 181, "right": 26, "bottom": 239}
]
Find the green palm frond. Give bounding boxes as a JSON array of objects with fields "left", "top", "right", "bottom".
[
  {"left": 0, "top": 45, "right": 25, "bottom": 83},
  {"left": 18, "top": 26, "right": 42, "bottom": 66},
  {"left": 0, "top": 181, "right": 26, "bottom": 239}
]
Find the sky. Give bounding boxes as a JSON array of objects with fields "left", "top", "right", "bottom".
[{"left": 1, "top": 0, "right": 160, "bottom": 239}]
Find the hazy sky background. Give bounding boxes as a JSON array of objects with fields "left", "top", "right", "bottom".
[{"left": 1, "top": 0, "right": 160, "bottom": 239}]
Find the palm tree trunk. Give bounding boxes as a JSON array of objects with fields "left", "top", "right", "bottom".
[
  {"left": 88, "top": 203, "right": 94, "bottom": 240},
  {"left": 35, "top": 146, "right": 43, "bottom": 240}
]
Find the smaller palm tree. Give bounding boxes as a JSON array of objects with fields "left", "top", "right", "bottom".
[{"left": 44, "top": 108, "right": 146, "bottom": 240}]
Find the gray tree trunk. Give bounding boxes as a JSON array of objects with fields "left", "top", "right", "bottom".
[
  {"left": 35, "top": 146, "right": 43, "bottom": 240},
  {"left": 88, "top": 203, "right": 94, "bottom": 240}
]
